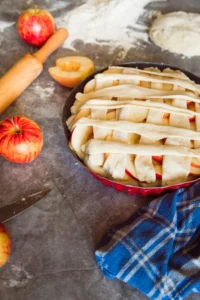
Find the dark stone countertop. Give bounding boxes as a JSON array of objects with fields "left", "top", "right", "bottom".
[{"left": 0, "top": 0, "right": 199, "bottom": 299}]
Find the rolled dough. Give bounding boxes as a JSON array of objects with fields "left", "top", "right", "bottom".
[{"left": 150, "top": 12, "right": 200, "bottom": 57}]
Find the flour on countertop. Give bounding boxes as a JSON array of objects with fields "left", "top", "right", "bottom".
[
  {"left": 2, "top": 279, "right": 27, "bottom": 288},
  {"left": 56, "top": 0, "right": 164, "bottom": 53},
  {"left": 11, "top": 264, "right": 33, "bottom": 279},
  {"left": 48, "top": 1, "right": 70, "bottom": 12},
  {"left": 0, "top": 21, "right": 14, "bottom": 32},
  {"left": 33, "top": 82, "right": 55, "bottom": 99},
  {"left": 1, "top": 264, "right": 33, "bottom": 288}
]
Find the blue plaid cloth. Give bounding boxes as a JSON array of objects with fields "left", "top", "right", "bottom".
[{"left": 95, "top": 183, "right": 200, "bottom": 300}]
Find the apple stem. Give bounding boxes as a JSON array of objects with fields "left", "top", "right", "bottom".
[
  {"left": 34, "top": 4, "right": 39, "bottom": 14},
  {"left": 9, "top": 117, "right": 21, "bottom": 134},
  {"left": 9, "top": 116, "right": 15, "bottom": 127}
]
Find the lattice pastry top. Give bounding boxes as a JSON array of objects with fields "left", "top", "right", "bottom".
[{"left": 67, "top": 66, "right": 200, "bottom": 187}]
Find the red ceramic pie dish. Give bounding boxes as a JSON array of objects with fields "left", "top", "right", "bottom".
[{"left": 62, "top": 62, "right": 200, "bottom": 197}]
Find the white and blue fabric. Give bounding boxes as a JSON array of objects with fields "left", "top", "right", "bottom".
[{"left": 95, "top": 183, "right": 200, "bottom": 300}]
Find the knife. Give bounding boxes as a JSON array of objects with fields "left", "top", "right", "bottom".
[{"left": 0, "top": 188, "right": 51, "bottom": 223}]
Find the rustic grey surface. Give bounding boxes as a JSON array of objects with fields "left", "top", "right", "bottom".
[{"left": 0, "top": 0, "right": 200, "bottom": 299}]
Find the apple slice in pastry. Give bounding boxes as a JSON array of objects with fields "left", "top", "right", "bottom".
[
  {"left": 70, "top": 125, "right": 93, "bottom": 159},
  {"left": 162, "top": 86, "right": 191, "bottom": 186},
  {"left": 103, "top": 153, "right": 127, "bottom": 180}
]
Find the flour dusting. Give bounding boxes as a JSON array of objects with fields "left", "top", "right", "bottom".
[
  {"left": 3, "top": 279, "right": 27, "bottom": 288},
  {"left": 34, "top": 82, "right": 55, "bottom": 99},
  {"left": 12, "top": 264, "right": 33, "bottom": 279},
  {"left": 56, "top": 0, "right": 164, "bottom": 54},
  {"left": 48, "top": 1, "right": 70, "bottom": 12},
  {"left": 0, "top": 21, "right": 14, "bottom": 33},
  {"left": 1, "top": 264, "right": 33, "bottom": 288}
]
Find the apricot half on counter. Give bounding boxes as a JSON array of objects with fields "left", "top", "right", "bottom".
[
  {"left": 0, "top": 224, "right": 11, "bottom": 267},
  {"left": 48, "top": 56, "right": 95, "bottom": 88}
]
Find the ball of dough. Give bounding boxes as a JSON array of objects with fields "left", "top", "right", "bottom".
[{"left": 149, "top": 11, "right": 200, "bottom": 57}]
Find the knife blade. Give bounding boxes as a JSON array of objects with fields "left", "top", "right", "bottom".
[{"left": 0, "top": 188, "right": 51, "bottom": 223}]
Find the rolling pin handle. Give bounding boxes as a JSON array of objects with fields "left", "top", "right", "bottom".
[{"left": 34, "top": 28, "right": 68, "bottom": 64}]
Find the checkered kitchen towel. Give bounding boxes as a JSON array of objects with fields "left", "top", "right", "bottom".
[{"left": 95, "top": 183, "right": 200, "bottom": 300}]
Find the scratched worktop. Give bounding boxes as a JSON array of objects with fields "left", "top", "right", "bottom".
[{"left": 0, "top": 0, "right": 200, "bottom": 299}]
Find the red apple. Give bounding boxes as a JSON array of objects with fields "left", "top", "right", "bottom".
[
  {"left": 0, "top": 223, "right": 11, "bottom": 268},
  {"left": 0, "top": 116, "right": 43, "bottom": 163},
  {"left": 17, "top": 7, "right": 55, "bottom": 47}
]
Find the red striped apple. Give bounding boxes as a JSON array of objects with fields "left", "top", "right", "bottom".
[
  {"left": 0, "top": 116, "right": 43, "bottom": 163},
  {"left": 0, "top": 223, "right": 11, "bottom": 268},
  {"left": 17, "top": 8, "right": 54, "bottom": 47}
]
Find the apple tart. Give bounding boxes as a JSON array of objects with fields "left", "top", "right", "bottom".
[{"left": 66, "top": 66, "right": 200, "bottom": 187}]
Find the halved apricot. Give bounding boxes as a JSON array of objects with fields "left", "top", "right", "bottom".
[{"left": 49, "top": 56, "right": 94, "bottom": 88}]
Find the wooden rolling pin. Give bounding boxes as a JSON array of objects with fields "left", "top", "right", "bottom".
[{"left": 0, "top": 28, "right": 68, "bottom": 114}]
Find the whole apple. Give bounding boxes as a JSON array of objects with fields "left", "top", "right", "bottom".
[
  {"left": 0, "top": 223, "right": 11, "bottom": 268},
  {"left": 0, "top": 116, "right": 43, "bottom": 164},
  {"left": 17, "top": 8, "right": 55, "bottom": 47}
]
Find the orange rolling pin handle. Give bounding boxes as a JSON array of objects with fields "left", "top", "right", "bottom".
[
  {"left": 0, "top": 28, "right": 68, "bottom": 115},
  {"left": 0, "top": 54, "right": 42, "bottom": 115},
  {"left": 34, "top": 28, "right": 68, "bottom": 64}
]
